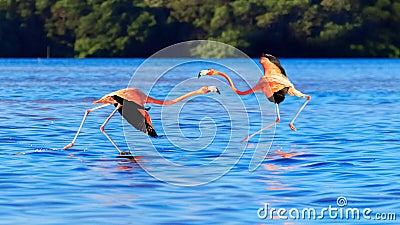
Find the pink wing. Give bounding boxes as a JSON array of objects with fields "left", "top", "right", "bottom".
[{"left": 262, "top": 63, "right": 294, "bottom": 94}]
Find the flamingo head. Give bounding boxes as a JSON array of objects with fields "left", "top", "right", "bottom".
[
  {"left": 198, "top": 69, "right": 218, "bottom": 78},
  {"left": 200, "top": 86, "right": 221, "bottom": 94}
]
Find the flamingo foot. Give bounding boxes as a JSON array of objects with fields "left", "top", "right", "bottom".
[
  {"left": 63, "top": 143, "right": 74, "bottom": 150},
  {"left": 119, "top": 151, "right": 132, "bottom": 156},
  {"left": 289, "top": 124, "right": 297, "bottom": 131},
  {"left": 117, "top": 151, "right": 133, "bottom": 158},
  {"left": 241, "top": 136, "right": 251, "bottom": 143}
]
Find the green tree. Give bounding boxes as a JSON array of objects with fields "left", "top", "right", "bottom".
[
  {"left": 75, "top": 1, "right": 158, "bottom": 57},
  {"left": 0, "top": 0, "right": 48, "bottom": 57},
  {"left": 350, "top": 0, "right": 400, "bottom": 57},
  {"left": 1, "top": 0, "right": 400, "bottom": 58}
]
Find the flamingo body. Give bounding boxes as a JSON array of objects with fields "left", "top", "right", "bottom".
[
  {"left": 95, "top": 88, "right": 158, "bottom": 137},
  {"left": 261, "top": 53, "right": 290, "bottom": 104}
]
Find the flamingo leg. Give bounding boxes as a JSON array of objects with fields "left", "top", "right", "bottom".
[
  {"left": 63, "top": 104, "right": 111, "bottom": 150},
  {"left": 241, "top": 103, "right": 281, "bottom": 143},
  {"left": 289, "top": 95, "right": 311, "bottom": 131},
  {"left": 99, "top": 104, "right": 130, "bottom": 155}
]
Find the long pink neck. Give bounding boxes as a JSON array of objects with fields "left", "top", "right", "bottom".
[
  {"left": 215, "top": 71, "right": 253, "bottom": 95},
  {"left": 146, "top": 89, "right": 203, "bottom": 105}
]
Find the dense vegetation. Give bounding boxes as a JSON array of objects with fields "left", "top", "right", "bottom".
[{"left": 1, "top": 0, "right": 399, "bottom": 58}]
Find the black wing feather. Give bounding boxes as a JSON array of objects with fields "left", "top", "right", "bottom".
[{"left": 113, "top": 95, "right": 158, "bottom": 138}]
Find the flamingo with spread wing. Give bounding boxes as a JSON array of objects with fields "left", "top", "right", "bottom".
[
  {"left": 63, "top": 86, "right": 221, "bottom": 154},
  {"left": 198, "top": 53, "right": 310, "bottom": 142}
]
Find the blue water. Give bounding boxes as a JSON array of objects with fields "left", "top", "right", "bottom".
[{"left": 0, "top": 58, "right": 399, "bottom": 224}]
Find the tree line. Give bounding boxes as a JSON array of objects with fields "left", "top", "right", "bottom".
[{"left": 1, "top": 0, "right": 399, "bottom": 58}]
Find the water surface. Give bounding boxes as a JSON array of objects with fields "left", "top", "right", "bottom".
[{"left": 0, "top": 58, "right": 399, "bottom": 224}]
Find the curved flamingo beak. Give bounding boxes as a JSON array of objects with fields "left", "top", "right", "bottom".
[
  {"left": 207, "top": 86, "right": 221, "bottom": 94},
  {"left": 198, "top": 69, "right": 210, "bottom": 78}
]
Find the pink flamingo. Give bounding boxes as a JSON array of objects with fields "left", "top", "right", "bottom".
[
  {"left": 198, "top": 53, "right": 310, "bottom": 142},
  {"left": 63, "top": 86, "right": 221, "bottom": 154}
]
